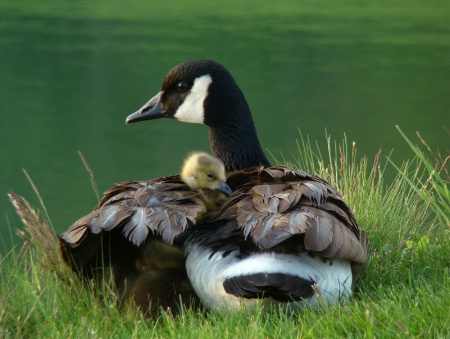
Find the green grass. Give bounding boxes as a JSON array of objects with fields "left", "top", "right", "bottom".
[
  {"left": 1, "top": 129, "right": 449, "bottom": 337},
  {"left": 390, "top": 126, "right": 449, "bottom": 230}
]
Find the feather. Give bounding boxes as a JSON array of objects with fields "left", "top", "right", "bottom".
[
  {"left": 60, "top": 174, "right": 206, "bottom": 270},
  {"left": 122, "top": 207, "right": 152, "bottom": 245},
  {"left": 201, "top": 166, "right": 369, "bottom": 268}
]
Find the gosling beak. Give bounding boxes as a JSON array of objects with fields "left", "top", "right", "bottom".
[
  {"left": 126, "top": 92, "right": 167, "bottom": 124},
  {"left": 216, "top": 181, "right": 233, "bottom": 196}
]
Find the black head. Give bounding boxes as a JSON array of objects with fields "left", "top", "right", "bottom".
[
  {"left": 126, "top": 60, "right": 271, "bottom": 171},
  {"left": 126, "top": 60, "right": 250, "bottom": 127}
]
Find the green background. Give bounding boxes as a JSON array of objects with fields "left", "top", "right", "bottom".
[{"left": 1, "top": 0, "right": 449, "bottom": 251}]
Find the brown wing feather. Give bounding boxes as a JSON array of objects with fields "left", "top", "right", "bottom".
[
  {"left": 58, "top": 174, "right": 206, "bottom": 318},
  {"left": 60, "top": 175, "right": 204, "bottom": 271},
  {"left": 212, "top": 166, "right": 369, "bottom": 270}
]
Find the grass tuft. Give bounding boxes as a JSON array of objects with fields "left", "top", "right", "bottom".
[
  {"left": 389, "top": 125, "right": 449, "bottom": 230},
  {"left": 1, "top": 129, "right": 449, "bottom": 337}
]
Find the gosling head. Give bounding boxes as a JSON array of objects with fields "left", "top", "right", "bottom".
[{"left": 180, "top": 152, "right": 232, "bottom": 197}]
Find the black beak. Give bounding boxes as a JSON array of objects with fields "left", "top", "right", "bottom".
[
  {"left": 126, "top": 92, "right": 167, "bottom": 124},
  {"left": 216, "top": 181, "right": 233, "bottom": 196}
]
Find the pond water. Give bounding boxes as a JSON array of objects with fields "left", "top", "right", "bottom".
[{"left": 1, "top": 0, "right": 449, "bottom": 251}]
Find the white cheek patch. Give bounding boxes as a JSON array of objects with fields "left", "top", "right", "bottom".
[{"left": 174, "top": 74, "right": 212, "bottom": 124}]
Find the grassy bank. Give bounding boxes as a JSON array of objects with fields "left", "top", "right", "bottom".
[{"left": 1, "top": 129, "right": 448, "bottom": 337}]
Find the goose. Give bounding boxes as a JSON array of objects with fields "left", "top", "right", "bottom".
[
  {"left": 60, "top": 151, "right": 232, "bottom": 315},
  {"left": 125, "top": 60, "right": 370, "bottom": 312}
]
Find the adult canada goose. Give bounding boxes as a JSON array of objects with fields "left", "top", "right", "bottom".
[
  {"left": 126, "top": 60, "right": 370, "bottom": 311},
  {"left": 60, "top": 151, "right": 232, "bottom": 315}
]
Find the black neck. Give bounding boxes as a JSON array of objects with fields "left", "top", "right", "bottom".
[
  {"left": 209, "top": 123, "right": 270, "bottom": 172},
  {"left": 203, "top": 63, "right": 271, "bottom": 171}
]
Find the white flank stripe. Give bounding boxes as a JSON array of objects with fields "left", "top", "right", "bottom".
[{"left": 185, "top": 243, "right": 353, "bottom": 312}]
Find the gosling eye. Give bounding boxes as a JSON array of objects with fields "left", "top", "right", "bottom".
[
  {"left": 176, "top": 81, "right": 189, "bottom": 93},
  {"left": 206, "top": 172, "right": 215, "bottom": 180}
]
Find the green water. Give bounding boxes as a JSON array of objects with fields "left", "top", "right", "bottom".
[{"left": 1, "top": 0, "right": 449, "bottom": 251}]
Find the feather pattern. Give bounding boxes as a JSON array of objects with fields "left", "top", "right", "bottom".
[
  {"left": 60, "top": 175, "right": 205, "bottom": 271},
  {"left": 202, "top": 166, "right": 368, "bottom": 267},
  {"left": 59, "top": 151, "right": 230, "bottom": 317},
  {"left": 62, "top": 177, "right": 202, "bottom": 247},
  {"left": 183, "top": 165, "right": 368, "bottom": 311},
  {"left": 186, "top": 165, "right": 369, "bottom": 308}
]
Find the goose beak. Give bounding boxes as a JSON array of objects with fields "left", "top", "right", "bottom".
[
  {"left": 126, "top": 92, "right": 167, "bottom": 124},
  {"left": 216, "top": 181, "right": 233, "bottom": 196}
]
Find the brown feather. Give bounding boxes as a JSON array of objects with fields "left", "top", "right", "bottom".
[
  {"left": 59, "top": 175, "right": 205, "bottom": 316},
  {"left": 59, "top": 152, "right": 230, "bottom": 316},
  {"left": 202, "top": 165, "right": 370, "bottom": 287},
  {"left": 61, "top": 177, "right": 204, "bottom": 252}
]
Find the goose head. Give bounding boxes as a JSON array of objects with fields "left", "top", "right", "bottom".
[{"left": 126, "top": 60, "right": 270, "bottom": 171}]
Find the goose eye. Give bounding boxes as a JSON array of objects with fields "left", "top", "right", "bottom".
[
  {"left": 206, "top": 172, "right": 215, "bottom": 180},
  {"left": 176, "top": 81, "right": 189, "bottom": 92}
]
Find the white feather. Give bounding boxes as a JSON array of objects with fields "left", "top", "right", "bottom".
[
  {"left": 185, "top": 242, "right": 352, "bottom": 312},
  {"left": 174, "top": 75, "right": 212, "bottom": 124}
]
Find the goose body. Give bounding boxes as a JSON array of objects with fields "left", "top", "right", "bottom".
[
  {"left": 184, "top": 167, "right": 364, "bottom": 311},
  {"left": 126, "top": 60, "right": 369, "bottom": 312},
  {"left": 60, "top": 151, "right": 231, "bottom": 315},
  {"left": 186, "top": 246, "right": 352, "bottom": 311}
]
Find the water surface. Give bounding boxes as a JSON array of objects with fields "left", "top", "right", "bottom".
[{"left": 1, "top": 0, "right": 449, "bottom": 250}]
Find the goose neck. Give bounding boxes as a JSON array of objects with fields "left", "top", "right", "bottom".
[{"left": 208, "top": 124, "right": 270, "bottom": 171}]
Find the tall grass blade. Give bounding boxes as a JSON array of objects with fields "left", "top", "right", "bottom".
[
  {"left": 2, "top": 131, "right": 449, "bottom": 337},
  {"left": 22, "top": 169, "right": 52, "bottom": 226},
  {"left": 78, "top": 150, "right": 100, "bottom": 202},
  {"left": 391, "top": 126, "right": 449, "bottom": 229}
]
